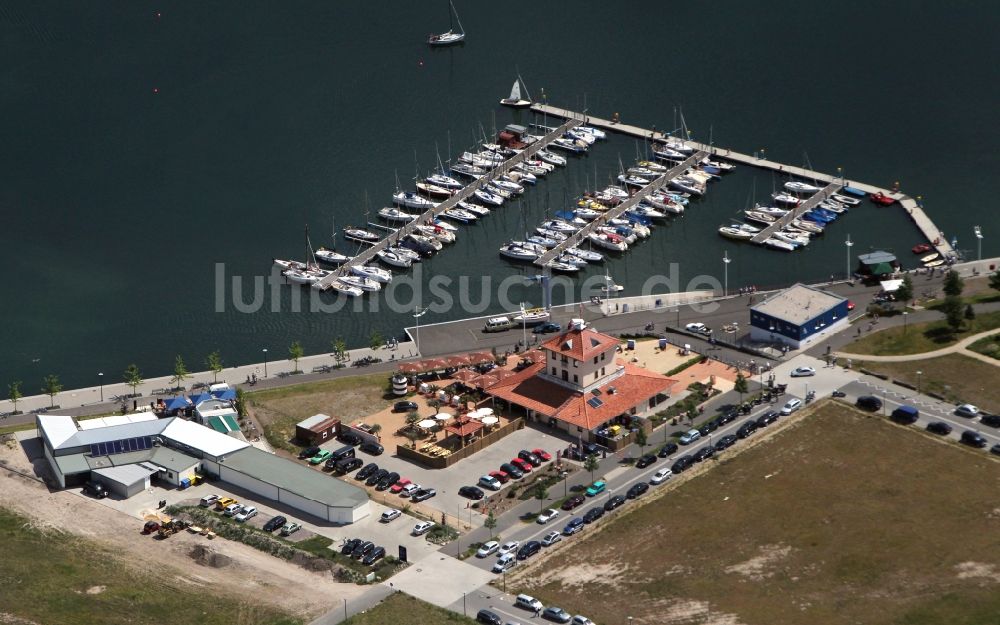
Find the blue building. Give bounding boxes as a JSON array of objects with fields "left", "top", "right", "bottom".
[{"left": 750, "top": 284, "right": 850, "bottom": 349}]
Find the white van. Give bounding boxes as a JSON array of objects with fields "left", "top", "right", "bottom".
[
  {"left": 780, "top": 398, "right": 802, "bottom": 415},
  {"left": 492, "top": 552, "right": 517, "bottom": 573},
  {"left": 484, "top": 316, "right": 513, "bottom": 333},
  {"left": 209, "top": 383, "right": 230, "bottom": 393},
  {"left": 515, "top": 594, "right": 544, "bottom": 611}
]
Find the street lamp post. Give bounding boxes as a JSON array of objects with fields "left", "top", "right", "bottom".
[
  {"left": 903, "top": 311, "right": 908, "bottom": 334},
  {"left": 262, "top": 348, "right": 268, "bottom": 378},
  {"left": 413, "top": 306, "right": 428, "bottom": 356},
  {"left": 845, "top": 235, "right": 854, "bottom": 282},
  {"left": 974, "top": 225, "right": 983, "bottom": 261},
  {"left": 98, "top": 372, "right": 104, "bottom": 402},
  {"left": 916, "top": 370, "right": 922, "bottom": 395},
  {"left": 723, "top": 251, "right": 731, "bottom": 296}
]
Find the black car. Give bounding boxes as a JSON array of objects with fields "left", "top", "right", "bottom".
[
  {"left": 981, "top": 414, "right": 1000, "bottom": 428},
  {"left": 671, "top": 455, "right": 695, "bottom": 474},
  {"left": 83, "top": 480, "right": 109, "bottom": 498},
  {"left": 756, "top": 411, "right": 779, "bottom": 427},
  {"left": 714, "top": 434, "right": 738, "bottom": 451},
  {"left": 376, "top": 471, "right": 400, "bottom": 491},
  {"left": 352, "top": 540, "right": 375, "bottom": 559},
  {"left": 604, "top": 495, "right": 626, "bottom": 512},
  {"left": 658, "top": 442, "right": 678, "bottom": 458},
  {"left": 298, "top": 445, "right": 321, "bottom": 459},
  {"left": 335, "top": 456, "right": 364, "bottom": 474},
  {"left": 362, "top": 545, "right": 386, "bottom": 566},
  {"left": 338, "top": 431, "right": 362, "bottom": 446},
  {"left": 991, "top": 443, "right": 1000, "bottom": 456},
  {"left": 716, "top": 410, "right": 738, "bottom": 425},
  {"left": 500, "top": 462, "right": 524, "bottom": 479},
  {"left": 698, "top": 421, "right": 718, "bottom": 436},
  {"left": 341, "top": 538, "right": 361, "bottom": 555},
  {"left": 635, "top": 454, "right": 657, "bottom": 469},
  {"left": 960, "top": 430, "right": 988, "bottom": 448},
  {"left": 583, "top": 507, "right": 605, "bottom": 523},
  {"left": 626, "top": 482, "right": 649, "bottom": 499},
  {"left": 561, "top": 495, "right": 585, "bottom": 511},
  {"left": 856, "top": 395, "right": 883, "bottom": 412},
  {"left": 926, "top": 421, "right": 953, "bottom": 435},
  {"left": 262, "top": 515, "right": 287, "bottom": 533},
  {"left": 459, "top": 485, "right": 485, "bottom": 500},
  {"left": 475, "top": 362, "right": 497, "bottom": 374},
  {"left": 393, "top": 401, "right": 418, "bottom": 413},
  {"left": 693, "top": 446, "right": 715, "bottom": 462},
  {"left": 518, "top": 450, "right": 542, "bottom": 467},
  {"left": 359, "top": 441, "right": 384, "bottom": 455},
  {"left": 476, "top": 609, "right": 503, "bottom": 625},
  {"left": 516, "top": 540, "right": 542, "bottom": 560},
  {"left": 533, "top": 322, "right": 561, "bottom": 334},
  {"left": 366, "top": 468, "right": 389, "bottom": 487},
  {"left": 411, "top": 488, "right": 437, "bottom": 502},
  {"left": 356, "top": 462, "right": 379, "bottom": 481},
  {"left": 737, "top": 420, "right": 758, "bottom": 439}
]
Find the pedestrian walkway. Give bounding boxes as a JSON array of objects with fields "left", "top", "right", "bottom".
[{"left": 835, "top": 327, "right": 1000, "bottom": 366}]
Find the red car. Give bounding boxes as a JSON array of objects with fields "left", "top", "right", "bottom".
[
  {"left": 532, "top": 448, "right": 552, "bottom": 462},
  {"left": 389, "top": 478, "right": 411, "bottom": 494},
  {"left": 489, "top": 470, "right": 510, "bottom": 484},
  {"left": 511, "top": 457, "right": 533, "bottom": 473}
]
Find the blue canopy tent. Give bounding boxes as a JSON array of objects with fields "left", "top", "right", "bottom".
[
  {"left": 188, "top": 392, "right": 212, "bottom": 405},
  {"left": 164, "top": 396, "right": 191, "bottom": 411},
  {"left": 211, "top": 389, "right": 237, "bottom": 401}
]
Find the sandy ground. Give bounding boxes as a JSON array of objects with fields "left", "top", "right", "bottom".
[{"left": 0, "top": 439, "right": 364, "bottom": 622}]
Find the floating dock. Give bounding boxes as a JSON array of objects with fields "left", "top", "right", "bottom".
[
  {"left": 529, "top": 103, "right": 956, "bottom": 259},
  {"left": 749, "top": 182, "right": 840, "bottom": 244}
]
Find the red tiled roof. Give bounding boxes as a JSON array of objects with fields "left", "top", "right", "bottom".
[
  {"left": 540, "top": 327, "right": 619, "bottom": 361},
  {"left": 444, "top": 417, "right": 485, "bottom": 437}
]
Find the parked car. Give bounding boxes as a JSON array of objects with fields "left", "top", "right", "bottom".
[
  {"left": 583, "top": 507, "right": 605, "bottom": 523},
  {"left": 533, "top": 322, "right": 562, "bottom": 334},
  {"left": 960, "top": 430, "right": 988, "bottom": 448},
  {"left": 715, "top": 434, "right": 738, "bottom": 451},
  {"left": 360, "top": 441, "right": 384, "bottom": 455},
  {"left": 981, "top": 414, "right": 1000, "bottom": 428},
  {"left": 412, "top": 488, "right": 437, "bottom": 502},
  {"left": 83, "top": 481, "right": 108, "bottom": 499},
  {"left": 489, "top": 470, "right": 510, "bottom": 484},
  {"left": 356, "top": 463, "right": 379, "bottom": 481},
  {"left": 542, "top": 606, "right": 573, "bottom": 623},
  {"left": 955, "top": 404, "right": 980, "bottom": 418},
  {"left": 298, "top": 446, "right": 321, "bottom": 459},
  {"left": 478, "top": 475, "right": 502, "bottom": 491},
  {"left": 671, "top": 455, "right": 694, "bottom": 474},
  {"left": 685, "top": 322, "right": 709, "bottom": 335},
  {"left": 366, "top": 468, "right": 389, "bottom": 487},
  {"left": 991, "top": 443, "right": 1000, "bottom": 456},
  {"left": 627, "top": 482, "right": 649, "bottom": 499},
  {"left": 400, "top": 483, "right": 420, "bottom": 497},
  {"left": 500, "top": 462, "right": 524, "bottom": 479},
  {"left": 650, "top": 467, "right": 673, "bottom": 485},
  {"left": 376, "top": 471, "right": 400, "bottom": 491},
  {"left": 215, "top": 497, "right": 237, "bottom": 511},
  {"left": 658, "top": 442, "right": 679, "bottom": 458},
  {"left": 604, "top": 495, "right": 626, "bottom": 511},
  {"left": 697, "top": 420, "right": 718, "bottom": 436},
  {"left": 491, "top": 554, "right": 516, "bottom": 573},
  {"left": 537, "top": 508, "right": 560, "bottom": 524},
  {"left": 856, "top": 396, "right": 883, "bottom": 412},
  {"left": 515, "top": 594, "right": 544, "bottom": 612},
  {"left": 561, "top": 495, "right": 585, "bottom": 510},
  {"left": 341, "top": 538, "right": 361, "bottom": 554},
  {"left": 262, "top": 515, "right": 287, "bottom": 532},
  {"left": 926, "top": 421, "right": 953, "bottom": 436},
  {"left": 389, "top": 478, "right": 412, "bottom": 494},
  {"left": 679, "top": 429, "right": 701, "bottom": 445},
  {"left": 459, "top": 485, "right": 485, "bottom": 500},
  {"left": 518, "top": 450, "right": 543, "bottom": 467},
  {"left": 199, "top": 494, "right": 220, "bottom": 507},
  {"left": 532, "top": 448, "right": 552, "bottom": 461},
  {"left": 585, "top": 481, "right": 606, "bottom": 497},
  {"left": 635, "top": 454, "right": 657, "bottom": 468},
  {"left": 380, "top": 509, "right": 401, "bottom": 523},
  {"left": 517, "top": 541, "right": 542, "bottom": 560},
  {"left": 412, "top": 521, "right": 434, "bottom": 536},
  {"left": 309, "top": 449, "right": 333, "bottom": 465},
  {"left": 780, "top": 398, "right": 803, "bottom": 415},
  {"left": 511, "top": 457, "right": 533, "bottom": 473},
  {"left": 790, "top": 366, "right": 816, "bottom": 377},
  {"left": 737, "top": 420, "right": 758, "bottom": 439},
  {"left": 498, "top": 541, "right": 520, "bottom": 556},
  {"left": 223, "top": 503, "right": 243, "bottom": 517},
  {"left": 571, "top": 617, "right": 596, "bottom": 625},
  {"left": 362, "top": 546, "right": 385, "bottom": 566},
  {"left": 562, "top": 517, "right": 585, "bottom": 535},
  {"left": 693, "top": 446, "right": 715, "bottom": 462},
  {"left": 393, "top": 401, "right": 418, "bottom": 413},
  {"left": 338, "top": 431, "right": 362, "bottom": 446},
  {"left": 476, "top": 540, "right": 499, "bottom": 558},
  {"left": 351, "top": 540, "right": 375, "bottom": 559},
  {"left": 279, "top": 522, "right": 301, "bottom": 536},
  {"left": 716, "top": 410, "right": 738, "bottom": 425},
  {"left": 756, "top": 411, "right": 779, "bottom": 427},
  {"left": 541, "top": 530, "right": 562, "bottom": 546},
  {"left": 334, "top": 456, "right": 363, "bottom": 474},
  {"left": 234, "top": 506, "right": 257, "bottom": 522},
  {"left": 890, "top": 405, "right": 919, "bottom": 424}
]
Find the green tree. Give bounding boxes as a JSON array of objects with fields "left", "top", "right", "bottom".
[
  {"left": 584, "top": 454, "right": 600, "bottom": 482},
  {"left": 943, "top": 270, "right": 964, "bottom": 298},
  {"left": 205, "top": 350, "right": 223, "bottom": 383},
  {"left": 403, "top": 429, "right": 420, "bottom": 449},
  {"left": 965, "top": 304, "right": 976, "bottom": 321},
  {"left": 942, "top": 295, "right": 964, "bottom": 333},
  {"left": 123, "top": 364, "right": 143, "bottom": 397},
  {"left": 234, "top": 387, "right": 248, "bottom": 418},
  {"left": 484, "top": 511, "right": 498, "bottom": 537},
  {"left": 369, "top": 423, "right": 382, "bottom": 440},
  {"left": 171, "top": 355, "right": 190, "bottom": 390},
  {"left": 405, "top": 410, "right": 421, "bottom": 427},
  {"left": 288, "top": 341, "right": 304, "bottom": 373},
  {"left": 896, "top": 275, "right": 913, "bottom": 304},
  {"left": 331, "top": 336, "right": 347, "bottom": 363},
  {"left": 534, "top": 485, "right": 549, "bottom": 513},
  {"left": 635, "top": 428, "right": 648, "bottom": 456},
  {"left": 8, "top": 380, "right": 22, "bottom": 414},
  {"left": 734, "top": 372, "right": 749, "bottom": 401},
  {"left": 427, "top": 399, "right": 441, "bottom": 414},
  {"left": 369, "top": 330, "right": 384, "bottom": 352},
  {"left": 41, "top": 374, "right": 62, "bottom": 408},
  {"left": 989, "top": 270, "right": 1000, "bottom": 293}
]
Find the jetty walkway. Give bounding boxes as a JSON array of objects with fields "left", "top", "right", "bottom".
[{"left": 750, "top": 182, "right": 841, "bottom": 244}]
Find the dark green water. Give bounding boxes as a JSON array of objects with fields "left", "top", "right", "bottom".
[{"left": 1, "top": 1, "right": 997, "bottom": 388}]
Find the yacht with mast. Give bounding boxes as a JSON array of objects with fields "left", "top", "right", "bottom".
[{"left": 427, "top": 0, "right": 465, "bottom": 46}]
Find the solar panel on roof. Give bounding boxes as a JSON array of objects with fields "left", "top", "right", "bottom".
[{"left": 587, "top": 397, "right": 604, "bottom": 408}]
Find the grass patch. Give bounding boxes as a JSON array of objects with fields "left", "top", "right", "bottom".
[
  {"left": 248, "top": 373, "right": 393, "bottom": 452},
  {"left": 968, "top": 335, "right": 1000, "bottom": 360},
  {"left": 0, "top": 506, "right": 299, "bottom": 625},
  {"left": 843, "top": 311, "right": 1000, "bottom": 356},
  {"left": 342, "top": 592, "right": 477, "bottom": 625},
  {"left": 512, "top": 403, "right": 1000, "bottom": 625},
  {"left": 857, "top": 354, "right": 1000, "bottom": 413}
]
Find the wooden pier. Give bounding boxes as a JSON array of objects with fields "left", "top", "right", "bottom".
[
  {"left": 534, "top": 151, "right": 708, "bottom": 267},
  {"left": 314, "top": 118, "right": 580, "bottom": 291},
  {"left": 529, "top": 103, "right": 956, "bottom": 259},
  {"left": 749, "top": 182, "right": 840, "bottom": 244}
]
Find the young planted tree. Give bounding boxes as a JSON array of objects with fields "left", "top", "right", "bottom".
[
  {"left": 635, "top": 428, "right": 648, "bottom": 456},
  {"left": 403, "top": 429, "right": 420, "bottom": 449},
  {"left": 942, "top": 295, "right": 965, "bottom": 333},
  {"left": 234, "top": 387, "right": 248, "bottom": 418},
  {"left": 171, "top": 355, "right": 190, "bottom": 390},
  {"left": 896, "top": 275, "right": 914, "bottom": 305},
  {"left": 427, "top": 399, "right": 441, "bottom": 415},
  {"left": 331, "top": 336, "right": 347, "bottom": 363},
  {"left": 123, "top": 364, "right": 143, "bottom": 397},
  {"left": 288, "top": 341, "right": 304, "bottom": 373},
  {"left": 965, "top": 303, "right": 976, "bottom": 321},
  {"left": 534, "top": 485, "right": 549, "bottom": 513},
  {"left": 41, "top": 374, "right": 62, "bottom": 408},
  {"left": 8, "top": 380, "right": 23, "bottom": 414},
  {"left": 369, "top": 423, "right": 382, "bottom": 441},
  {"left": 484, "top": 511, "right": 498, "bottom": 538},
  {"left": 734, "top": 372, "right": 749, "bottom": 402},
  {"left": 369, "top": 330, "right": 384, "bottom": 352},
  {"left": 943, "top": 270, "right": 964, "bottom": 298},
  {"left": 584, "top": 454, "right": 600, "bottom": 483},
  {"left": 405, "top": 410, "right": 421, "bottom": 427},
  {"left": 205, "top": 350, "right": 223, "bottom": 383}
]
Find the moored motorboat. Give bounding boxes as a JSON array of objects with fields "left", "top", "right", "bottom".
[
  {"left": 340, "top": 274, "right": 381, "bottom": 292},
  {"left": 719, "top": 226, "right": 755, "bottom": 241},
  {"left": 344, "top": 227, "right": 380, "bottom": 244},
  {"left": 498, "top": 242, "right": 538, "bottom": 261},
  {"left": 772, "top": 192, "right": 800, "bottom": 206},
  {"left": 870, "top": 191, "right": 896, "bottom": 206},
  {"left": 283, "top": 269, "right": 324, "bottom": 286},
  {"left": 762, "top": 238, "right": 796, "bottom": 252},
  {"left": 744, "top": 210, "right": 777, "bottom": 225},
  {"left": 451, "top": 162, "right": 485, "bottom": 179},
  {"left": 441, "top": 208, "right": 477, "bottom": 223},
  {"left": 474, "top": 188, "right": 504, "bottom": 206},
  {"left": 350, "top": 264, "right": 392, "bottom": 284},
  {"left": 388, "top": 245, "right": 422, "bottom": 263},
  {"left": 514, "top": 308, "right": 550, "bottom": 325},
  {"left": 920, "top": 252, "right": 941, "bottom": 264},
  {"left": 548, "top": 260, "right": 581, "bottom": 273},
  {"left": 565, "top": 246, "right": 604, "bottom": 263},
  {"left": 404, "top": 233, "right": 442, "bottom": 253},
  {"left": 416, "top": 181, "right": 455, "bottom": 198},
  {"left": 376, "top": 249, "right": 412, "bottom": 268},
  {"left": 784, "top": 181, "right": 821, "bottom": 194},
  {"left": 329, "top": 281, "right": 364, "bottom": 297},
  {"left": 392, "top": 191, "right": 437, "bottom": 210},
  {"left": 315, "top": 248, "right": 350, "bottom": 265},
  {"left": 832, "top": 193, "right": 861, "bottom": 206},
  {"left": 588, "top": 231, "right": 628, "bottom": 252},
  {"left": 536, "top": 150, "right": 566, "bottom": 167},
  {"left": 426, "top": 173, "right": 464, "bottom": 189},
  {"left": 378, "top": 206, "right": 418, "bottom": 222},
  {"left": 414, "top": 224, "right": 456, "bottom": 243},
  {"left": 911, "top": 243, "right": 932, "bottom": 254},
  {"left": 574, "top": 126, "right": 607, "bottom": 141},
  {"left": 459, "top": 201, "right": 490, "bottom": 216}
]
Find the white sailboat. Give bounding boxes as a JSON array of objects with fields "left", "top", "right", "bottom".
[
  {"left": 500, "top": 76, "right": 531, "bottom": 108},
  {"left": 427, "top": 0, "right": 465, "bottom": 46}
]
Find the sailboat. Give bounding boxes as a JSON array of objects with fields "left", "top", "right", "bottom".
[
  {"left": 428, "top": 0, "right": 465, "bottom": 46},
  {"left": 500, "top": 76, "right": 531, "bottom": 108}
]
